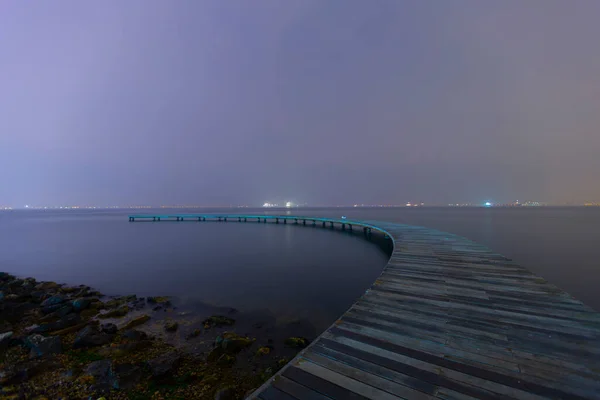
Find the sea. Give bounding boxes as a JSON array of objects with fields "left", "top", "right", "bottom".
[{"left": 1, "top": 207, "right": 599, "bottom": 333}]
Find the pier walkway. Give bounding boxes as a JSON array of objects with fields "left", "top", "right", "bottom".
[{"left": 129, "top": 215, "right": 600, "bottom": 399}]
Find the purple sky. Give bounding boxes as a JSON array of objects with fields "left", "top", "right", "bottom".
[{"left": 1, "top": 1, "right": 599, "bottom": 206}]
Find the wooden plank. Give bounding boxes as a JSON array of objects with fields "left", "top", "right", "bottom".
[{"left": 272, "top": 376, "right": 331, "bottom": 400}]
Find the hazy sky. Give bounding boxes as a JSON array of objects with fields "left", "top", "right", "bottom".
[{"left": 1, "top": 1, "right": 599, "bottom": 206}]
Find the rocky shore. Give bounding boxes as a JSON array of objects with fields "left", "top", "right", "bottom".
[{"left": 0, "top": 272, "right": 311, "bottom": 399}]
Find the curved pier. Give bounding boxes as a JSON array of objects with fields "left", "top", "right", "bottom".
[{"left": 129, "top": 215, "right": 600, "bottom": 399}]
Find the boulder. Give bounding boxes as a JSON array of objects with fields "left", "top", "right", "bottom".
[
  {"left": 25, "top": 334, "right": 62, "bottom": 358},
  {"left": 284, "top": 337, "right": 308, "bottom": 348},
  {"left": 114, "top": 364, "right": 141, "bottom": 389},
  {"left": 98, "top": 306, "right": 129, "bottom": 319},
  {"left": 122, "top": 329, "right": 148, "bottom": 341},
  {"left": 34, "top": 282, "right": 60, "bottom": 290},
  {"left": 214, "top": 386, "right": 237, "bottom": 400},
  {"left": 40, "top": 295, "right": 66, "bottom": 307},
  {"left": 121, "top": 314, "right": 150, "bottom": 330},
  {"left": 147, "top": 351, "right": 181, "bottom": 379},
  {"left": 32, "top": 313, "right": 80, "bottom": 333},
  {"left": 72, "top": 298, "right": 91, "bottom": 311},
  {"left": 217, "top": 332, "right": 255, "bottom": 354},
  {"left": 0, "top": 331, "right": 13, "bottom": 351},
  {"left": 164, "top": 321, "right": 178, "bottom": 332},
  {"left": 100, "top": 323, "right": 117, "bottom": 334},
  {"left": 73, "top": 325, "right": 112, "bottom": 348},
  {"left": 85, "top": 360, "right": 119, "bottom": 394}
]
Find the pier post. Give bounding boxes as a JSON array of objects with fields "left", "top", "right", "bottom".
[
  {"left": 198, "top": 217, "right": 201, "bottom": 221},
  {"left": 329, "top": 221, "right": 333, "bottom": 228},
  {"left": 153, "top": 217, "right": 156, "bottom": 221},
  {"left": 257, "top": 217, "right": 260, "bottom": 223},
  {"left": 224, "top": 217, "right": 227, "bottom": 222},
  {"left": 203, "top": 217, "right": 206, "bottom": 221},
  {"left": 263, "top": 218, "right": 266, "bottom": 223},
  {"left": 239, "top": 217, "right": 241, "bottom": 222},
  {"left": 348, "top": 224, "right": 352, "bottom": 231},
  {"left": 312, "top": 220, "right": 316, "bottom": 226},
  {"left": 322, "top": 221, "right": 326, "bottom": 227},
  {"left": 303, "top": 220, "right": 306, "bottom": 225},
  {"left": 276, "top": 218, "right": 279, "bottom": 224},
  {"left": 284, "top": 219, "right": 287, "bottom": 224},
  {"left": 157, "top": 217, "right": 160, "bottom": 221},
  {"left": 244, "top": 218, "right": 247, "bottom": 222},
  {"left": 218, "top": 217, "right": 222, "bottom": 222},
  {"left": 295, "top": 219, "right": 298, "bottom": 224},
  {"left": 342, "top": 224, "right": 345, "bottom": 230}
]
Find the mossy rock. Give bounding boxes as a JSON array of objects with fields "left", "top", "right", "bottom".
[
  {"left": 121, "top": 314, "right": 150, "bottom": 330},
  {"left": 284, "top": 337, "right": 308, "bottom": 348},
  {"left": 147, "top": 296, "right": 171, "bottom": 305},
  {"left": 164, "top": 321, "right": 179, "bottom": 332},
  {"left": 98, "top": 306, "right": 129, "bottom": 319},
  {"left": 255, "top": 346, "right": 271, "bottom": 356},
  {"left": 202, "top": 315, "right": 235, "bottom": 328}
]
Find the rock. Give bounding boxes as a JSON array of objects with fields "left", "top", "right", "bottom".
[
  {"left": 100, "top": 323, "right": 117, "bottom": 334},
  {"left": 114, "top": 364, "right": 141, "bottom": 389},
  {"left": 0, "top": 272, "right": 11, "bottom": 281},
  {"left": 59, "top": 286, "right": 79, "bottom": 294},
  {"left": 29, "top": 291, "right": 46, "bottom": 301},
  {"left": 41, "top": 303, "right": 66, "bottom": 315},
  {"left": 41, "top": 304, "right": 72, "bottom": 320},
  {"left": 25, "top": 334, "right": 62, "bottom": 358},
  {"left": 98, "top": 305, "right": 129, "bottom": 319},
  {"left": 35, "top": 282, "right": 59, "bottom": 290},
  {"left": 121, "top": 314, "right": 150, "bottom": 330},
  {"left": 147, "top": 351, "right": 180, "bottom": 379},
  {"left": 218, "top": 332, "right": 254, "bottom": 354},
  {"left": 51, "top": 320, "right": 92, "bottom": 336},
  {"left": 0, "top": 331, "right": 13, "bottom": 351},
  {"left": 72, "top": 298, "right": 90, "bottom": 311},
  {"left": 186, "top": 329, "right": 201, "bottom": 340},
  {"left": 284, "top": 337, "right": 308, "bottom": 348},
  {"left": 122, "top": 329, "right": 148, "bottom": 341},
  {"left": 31, "top": 313, "right": 80, "bottom": 333},
  {"left": 0, "top": 291, "right": 4, "bottom": 301},
  {"left": 164, "top": 321, "right": 178, "bottom": 332},
  {"left": 216, "top": 354, "right": 236, "bottom": 367},
  {"left": 40, "top": 295, "right": 66, "bottom": 307},
  {"left": 85, "top": 360, "right": 119, "bottom": 394},
  {"left": 73, "top": 325, "right": 112, "bottom": 348},
  {"left": 147, "top": 296, "right": 171, "bottom": 306},
  {"left": 203, "top": 315, "right": 235, "bottom": 328},
  {"left": 80, "top": 309, "right": 99, "bottom": 319},
  {"left": 255, "top": 346, "right": 271, "bottom": 356},
  {"left": 214, "top": 386, "right": 236, "bottom": 400}
]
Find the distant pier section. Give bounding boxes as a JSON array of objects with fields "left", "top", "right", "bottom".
[{"left": 129, "top": 214, "right": 600, "bottom": 399}]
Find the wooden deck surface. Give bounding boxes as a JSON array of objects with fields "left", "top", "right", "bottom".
[{"left": 248, "top": 220, "right": 600, "bottom": 400}]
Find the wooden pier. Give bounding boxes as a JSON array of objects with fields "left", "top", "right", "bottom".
[{"left": 129, "top": 215, "right": 600, "bottom": 399}]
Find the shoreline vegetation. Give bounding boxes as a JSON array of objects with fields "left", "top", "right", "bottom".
[{"left": 0, "top": 272, "right": 311, "bottom": 399}]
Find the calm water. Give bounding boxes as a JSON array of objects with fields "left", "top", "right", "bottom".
[{"left": 1, "top": 207, "right": 599, "bottom": 332}]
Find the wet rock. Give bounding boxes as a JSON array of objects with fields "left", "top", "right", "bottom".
[
  {"left": 40, "top": 304, "right": 73, "bottom": 321},
  {"left": 41, "top": 303, "right": 66, "bottom": 315},
  {"left": 121, "top": 314, "right": 150, "bottom": 330},
  {"left": 203, "top": 315, "right": 235, "bottom": 328},
  {"left": 186, "top": 329, "right": 202, "bottom": 339},
  {"left": 35, "top": 282, "right": 60, "bottom": 291},
  {"left": 147, "top": 296, "right": 171, "bottom": 306},
  {"left": 0, "top": 331, "right": 13, "bottom": 351},
  {"left": 85, "top": 360, "right": 119, "bottom": 394},
  {"left": 98, "top": 305, "right": 129, "bottom": 319},
  {"left": 255, "top": 346, "right": 271, "bottom": 356},
  {"left": 164, "top": 321, "right": 179, "bottom": 332},
  {"left": 40, "top": 294, "right": 66, "bottom": 307},
  {"left": 72, "top": 297, "right": 90, "bottom": 311},
  {"left": 100, "top": 323, "right": 117, "bottom": 334},
  {"left": 214, "top": 386, "right": 237, "bottom": 400},
  {"left": 25, "top": 334, "right": 62, "bottom": 358},
  {"left": 31, "top": 313, "right": 80, "bottom": 333},
  {"left": 80, "top": 308, "right": 99, "bottom": 319},
  {"left": 73, "top": 325, "right": 113, "bottom": 348},
  {"left": 122, "top": 329, "right": 148, "bottom": 341},
  {"left": 51, "top": 320, "right": 91, "bottom": 336},
  {"left": 115, "top": 363, "right": 141, "bottom": 389},
  {"left": 284, "top": 337, "right": 308, "bottom": 348},
  {"left": 0, "top": 291, "right": 4, "bottom": 301},
  {"left": 218, "top": 332, "right": 254, "bottom": 354},
  {"left": 147, "top": 351, "right": 181, "bottom": 379},
  {"left": 216, "top": 354, "right": 236, "bottom": 367}
]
